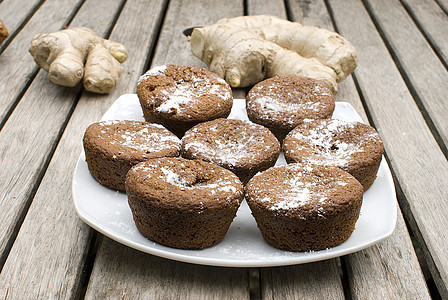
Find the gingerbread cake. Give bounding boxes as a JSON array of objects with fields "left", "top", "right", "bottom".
[
  {"left": 125, "top": 157, "right": 244, "bottom": 249},
  {"left": 181, "top": 118, "right": 281, "bottom": 183},
  {"left": 136, "top": 64, "right": 234, "bottom": 137},
  {"left": 246, "top": 76, "right": 335, "bottom": 141},
  {"left": 245, "top": 163, "right": 364, "bottom": 252},
  {"left": 83, "top": 120, "right": 180, "bottom": 191},
  {"left": 283, "top": 118, "right": 384, "bottom": 191}
]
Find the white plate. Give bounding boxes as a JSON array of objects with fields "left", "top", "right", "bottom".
[{"left": 72, "top": 94, "right": 397, "bottom": 267}]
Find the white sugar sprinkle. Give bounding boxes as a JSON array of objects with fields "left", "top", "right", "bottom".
[{"left": 138, "top": 65, "right": 167, "bottom": 83}]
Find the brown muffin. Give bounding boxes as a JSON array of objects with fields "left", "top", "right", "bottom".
[
  {"left": 126, "top": 157, "right": 244, "bottom": 249},
  {"left": 181, "top": 118, "right": 280, "bottom": 184},
  {"left": 245, "top": 163, "right": 364, "bottom": 252},
  {"left": 246, "top": 76, "right": 335, "bottom": 141},
  {"left": 283, "top": 118, "right": 384, "bottom": 191},
  {"left": 83, "top": 120, "right": 180, "bottom": 191},
  {"left": 137, "top": 64, "right": 233, "bottom": 137}
]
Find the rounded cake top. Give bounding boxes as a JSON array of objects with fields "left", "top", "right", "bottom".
[
  {"left": 246, "top": 76, "right": 335, "bottom": 130},
  {"left": 181, "top": 118, "right": 280, "bottom": 169},
  {"left": 83, "top": 120, "right": 180, "bottom": 160},
  {"left": 125, "top": 157, "right": 244, "bottom": 209},
  {"left": 245, "top": 163, "right": 363, "bottom": 215},
  {"left": 136, "top": 64, "right": 233, "bottom": 121},
  {"left": 283, "top": 118, "right": 384, "bottom": 168}
]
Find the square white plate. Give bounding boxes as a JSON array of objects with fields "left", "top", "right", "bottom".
[{"left": 72, "top": 94, "right": 397, "bottom": 267}]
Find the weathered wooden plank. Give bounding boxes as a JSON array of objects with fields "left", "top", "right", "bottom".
[
  {"left": 0, "top": 0, "right": 168, "bottom": 298},
  {"left": 246, "top": 0, "right": 287, "bottom": 18},
  {"left": 261, "top": 260, "right": 345, "bottom": 300},
  {"left": 0, "top": 0, "right": 85, "bottom": 264},
  {"left": 329, "top": 0, "right": 448, "bottom": 298},
  {"left": 0, "top": 0, "right": 84, "bottom": 124},
  {"left": 437, "top": 0, "right": 448, "bottom": 13},
  {"left": 84, "top": 1, "right": 251, "bottom": 298},
  {"left": 344, "top": 213, "right": 431, "bottom": 299},
  {"left": 0, "top": 0, "right": 43, "bottom": 51},
  {"left": 364, "top": 0, "right": 448, "bottom": 150},
  {"left": 150, "top": 0, "right": 242, "bottom": 67},
  {"left": 401, "top": 0, "right": 448, "bottom": 67},
  {"left": 288, "top": 0, "right": 331, "bottom": 25},
  {"left": 283, "top": 1, "right": 431, "bottom": 298},
  {"left": 85, "top": 237, "right": 250, "bottom": 299}
]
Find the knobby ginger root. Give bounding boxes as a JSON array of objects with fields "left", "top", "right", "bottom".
[
  {"left": 190, "top": 15, "right": 358, "bottom": 94},
  {"left": 0, "top": 18, "right": 9, "bottom": 44},
  {"left": 29, "top": 27, "right": 128, "bottom": 94}
]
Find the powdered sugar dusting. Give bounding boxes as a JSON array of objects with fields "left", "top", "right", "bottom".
[
  {"left": 160, "top": 167, "right": 188, "bottom": 186},
  {"left": 287, "top": 119, "right": 378, "bottom": 167},
  {"left": 247, "top": 80, "right": 333, "bottom": 126},
  {"left": 251, "top": 95, "right": 326, "bottom": 112},
  {"left": 155, "top": 77, "right": 231, "bottom": 116},
  {"left": 249, "top": 164, "right": 352, "bottom": 211},
  {"left": 132, "top": 159, "right": 242, "bottom": 198},
  {"left": 139, "top": 65, "right": 231, "bottom": 117},
  {"left": 183, "top": 136, "right": 257, "bottom": 166},
  {"left": 97, "top": 121, "right": 180, "bottom": 154},
  {"left": 182, "top": 121, "right": 277, "bottom": 167},
  {"left": 137, "top": 65, "right": 167, "bottom": 84},
  {"left": 268, "top": 167, "right": 316, "bottom": 210},
  {"left": 156, "top": 84, "right": 193, "bottom": 114}
]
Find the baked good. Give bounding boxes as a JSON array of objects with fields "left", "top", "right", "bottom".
[
  {"left": 125, "top": 157, "right": 244, "bottom": 249},
  {"left": 246, "top": 76, "right": 335, "bottom": 141},
  {"left": 283, "top": 118, "right": 384, "bottom": 191},
  {"left": 181, "top": 118, "right": 281, "bottom": 183},
  {"left": 245, "top": 163, "right": 364, "bottom": 251},
  {"left": 83, "top": 120, "right": 180, "bottom": 191},
  {"left": 137, "top": 64, "right": 233, "bottom": 137}
]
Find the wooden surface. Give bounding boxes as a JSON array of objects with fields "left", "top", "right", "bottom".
[{"left": 0, "top": 0, "right": 446, "bottom": 298}]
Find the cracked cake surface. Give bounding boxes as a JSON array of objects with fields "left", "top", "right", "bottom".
[
  {"left": 137, "top": 64, "right": 233, "bottom": 137},
  {"left": 283, "top": 118, "right": 384, "bottom": 190},
  {"left": 245, "top": 163, "right": 363, "bottom": 251},
  {"left": 181, "top": 118, "right": 280, "bottom": 183},
  {"left": 246, "top": 75, "right": 335, "bottom": 140},
  {"left": 83, "top": 120, "right": 180, "bottom": 191},
  {"left": 126, "top": 157, "right": 244, "bottom": 249}
]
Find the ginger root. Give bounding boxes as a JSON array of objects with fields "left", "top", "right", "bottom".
[
  {"left": 29, "top": 27, "right": 128, "bottom": 94},
  {"left": 0, "top": 18, "right": 9, "bottom": 44},
  {"left": 189, "top": 15, "right": 357, "bottom": 94}
]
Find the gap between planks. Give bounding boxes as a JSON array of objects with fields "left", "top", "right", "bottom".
[
  {"left": 0, "top": 0, "right": 124, "bottom": 270},
  {"left": 361, "top": 0, "right": 448, "bottom": 159}
]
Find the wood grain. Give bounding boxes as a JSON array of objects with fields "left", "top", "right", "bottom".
[
  {"left": 246, "top": 0, "right": 287, "bottom": 18},
  {"left": 0, "top": 0, "right": 167, "bottom": 298},
  {"left": 84, "top": 0, "right": 251, "bottom": 299},
  {"left": 0, "top": 0, "right": 43, "bottom": 51},
  {"left": 0, "top": 0, "right": 84, "bottom": 124},
  {"left": 437, "top": 0, "right": 448, "bottom": 14},
  {"left": 261, "top": 260, "right": 345, "bottom": 300},
  {"left": 0, "top": 0, "right": 86, "bottom": 266},
  {"left": 85, "top": 237, "right": 250, "bottom": 299},
  {"left": 344, "top": 212, "right": 431, "bottom": 299},
  {"left": 151, "top": 0, "right": 242, "bottom": 68},
  {"left": 364, "top": 0, "right": 448, "bottom": 150},
  {"left": 401, "top": 0, "right": 448, "bottom": 67},
  {"left": 329, "top": 0, "right": 448, "bottom": 297}
]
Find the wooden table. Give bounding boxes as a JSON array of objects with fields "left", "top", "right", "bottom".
[{"left": 0, "top": 0, "right": 447, "bottom": 298}]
